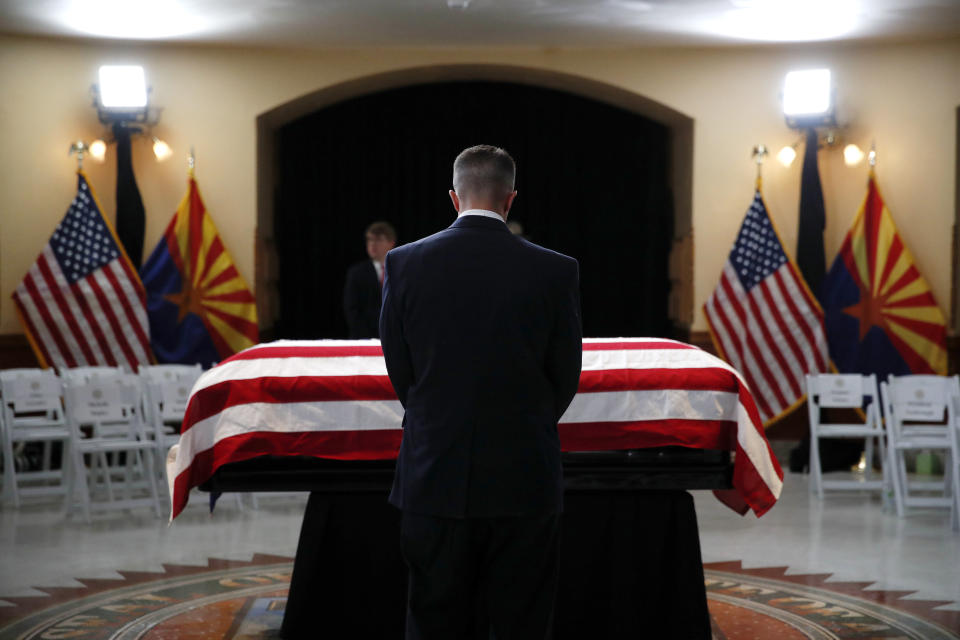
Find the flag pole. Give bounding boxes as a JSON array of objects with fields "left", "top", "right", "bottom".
[
  {"left": 752, "top": 144, "right": 768, "bottom": 191},
  {"left": 868, "top": 140, "right": 877, "bottom": 168},
  {"left": 188, "top": 145, "right": 196, "bottom": 177}
]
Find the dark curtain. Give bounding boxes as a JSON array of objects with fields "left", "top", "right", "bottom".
[{"left": 274, "top": 81, "right": 673, "bottom": 339}]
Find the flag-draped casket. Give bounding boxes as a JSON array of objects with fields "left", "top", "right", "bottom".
[{"left": 168, "top": 338, "right": 783, "bottom": 520}]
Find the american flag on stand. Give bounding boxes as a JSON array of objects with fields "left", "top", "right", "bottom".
[
  {"left": 12, "top": 173, "right": 153, "bottom": 372},
  {"left": 704, "top": 191, "right": 829, "bottom": 425}
]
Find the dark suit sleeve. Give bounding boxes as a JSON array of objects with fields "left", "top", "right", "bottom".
[
  {"left": 379, "top": 252, "right": 413, "bottom": 407},
  {"left": 546, "top": 258, "right": 582, "bottom": 422},
  {"left": 343, "top": 265, "right": 362, "bottom": 338}
]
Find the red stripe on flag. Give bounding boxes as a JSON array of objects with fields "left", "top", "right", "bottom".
[
  {"left": 225, "top": 345, "right": 385, "bottom": 361},
  {"left": 12, "top": 293, "right": 55, "bottom": 367},
  {"left": 558, "top": 419, "right": 736, "bottom": 452},
  {"left": 23, "top": 270, "right": 77, "bottom": 368},
  {"left": 87, "top": 273, "right": 139, "bottom": 370},
  {"left": 183, "top": 375, "right": 399, "bottom": 429},
  {"left": 720, "top": 275, "right": 784, "bottom": 416},
  {"left": 68, "top": 281, "right": 116, "bottom": 366},
  {"left": 756, "top": 280, "right": 808, "bottom": 380},
  {"left": 578, "top": 367, "right": 739, "bottom": 394},
  {"left": 171, "top": 430, "right": 402, "bottom": 519},
  {"left": 744, "top": 287, "right": 801, "bottom": 400},
  {"left": 116, "top": 253, "right": 147, "bottom": 306},
  {"left": 705, "top": 292, "right": 745, "bottom": 373},
  {"left": 773, "top": 268, "right": 827, "bottom": 373},
  {"left": 581, "top": 341, "right": 695, "bottom": 351},
  {"left": 35, "top": 256, "right": 95, "bottom": 364},
  {"left": 103, "top": 262, "right": 151, "bottom": 364}
]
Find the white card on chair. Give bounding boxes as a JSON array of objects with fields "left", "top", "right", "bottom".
[{"left": 818, "top": 374, "right": 863, "bottom": 408}]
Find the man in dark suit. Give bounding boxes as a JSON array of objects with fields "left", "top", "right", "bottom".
[
  {"left": 379, "top": 145, "right": 582, "bottom": 639},
  {"left": 343, "top": 221, "right": 396, "bottom": 338}
]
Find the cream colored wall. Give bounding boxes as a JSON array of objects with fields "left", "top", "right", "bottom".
[{"left": 1, "top": 35, "right": 957, "bottom": 335}]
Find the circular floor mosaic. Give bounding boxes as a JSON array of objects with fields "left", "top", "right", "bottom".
[{"left": 1, "top": 556, "right": 957, "bottom": 639}]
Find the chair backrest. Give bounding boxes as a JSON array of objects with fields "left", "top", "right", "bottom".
[
  {"left": 885, "top": 375, "right": 952, "bottom": 422},
  {"left": 806, "top": 373, "right": 878, "bottom": 408},
  {"left": 61, "top": 366, "right": 126, "bottom": 386},
  {"left": 63, "top": 372, "right": 145, "bottom": 440},
  {"left": 882, "top": 375, "right": 960, "bottom": 444},
  {"left": 139, "top": 364, "right": 202, "bottom": 425},
  {"left": 805, "top": 373, "right": 880, "bottom": 431},
  {"left": 0, "top": 369, "right": 65, "bottom": 433}
]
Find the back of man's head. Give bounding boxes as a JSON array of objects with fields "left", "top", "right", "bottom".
[{"left": 452, "top": 145, "right": 516, "bottom": 204}]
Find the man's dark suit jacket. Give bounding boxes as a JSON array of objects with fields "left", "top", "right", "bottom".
[
  {"left": 379, "top": 215, "right": 582, "bottom": 519},
  {"left": 343, "top": 260, "right": 381, "bottom": 339}
]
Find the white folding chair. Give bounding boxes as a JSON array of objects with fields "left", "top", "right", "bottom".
[
  {"left": 63, "top": 371, "right": 161, "bottom": 522},
  {"left": 806, "top": 373, "right": 887, "bottom": 499},
  {"left": 139, "top": 364, "right": 202, "bottom": 488},
  {"left": 880, "top": 374, "right": 960, "bottom": 519},
  {"left": 61, "top": 366, "right": 126, "bottom": 386},
  {"left": 0, "top": 369, "right": 71, "bottom": 507},
  {"left": 951, "top": 392, "right": 960, "bottom": 531}
]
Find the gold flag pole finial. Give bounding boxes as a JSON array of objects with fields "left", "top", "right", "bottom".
[
  {"left": 752, "top": 144, "right": 768, "bottom": 191},
  {"left": 188, "top": 146, "right": 196, "bottom": 176},
  {"left": 69, "top": 140, "right": 87, "bottom": 171},
  {"left": 868, "top": 140, "right": 877, "bottom": 168}
]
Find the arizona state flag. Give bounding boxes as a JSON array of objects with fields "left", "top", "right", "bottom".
[
  {"left": 140, "top": 172, "right": 258, "bottom": 367},
  {"left": 822, "top": 173, "right": 947, "bottom": 377}
]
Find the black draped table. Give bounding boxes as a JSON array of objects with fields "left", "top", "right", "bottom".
[{"left": 168, "top": 339, "right": 783, "bottom": 638}]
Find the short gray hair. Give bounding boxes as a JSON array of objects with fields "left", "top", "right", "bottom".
[{"left": 452, "top": 145, "right": 516, "bottom": 201}]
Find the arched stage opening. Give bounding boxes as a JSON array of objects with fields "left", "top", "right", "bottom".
[{"left": 255, "top": 66, "right": 694, "bottom": 342}]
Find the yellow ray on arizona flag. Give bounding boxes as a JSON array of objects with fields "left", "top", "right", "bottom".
[{"left": 140, "top": 171, "right": 258, "bottom": 367}]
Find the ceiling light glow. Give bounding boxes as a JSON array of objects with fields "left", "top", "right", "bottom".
[
  {"left": 707, "top": 0, "right": 860, "bottom": 42},
  {"left": 57, "top": 0, "right": 213, "bottom": 40},
  {"left": 843, "top": 144, "right": 864, "bottom": 166}
]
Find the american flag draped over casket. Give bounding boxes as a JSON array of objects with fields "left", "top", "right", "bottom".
[{"left": 167, "top": 338, "right": 783, "bottom": 521}]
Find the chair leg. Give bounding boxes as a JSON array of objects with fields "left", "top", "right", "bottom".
[
  {"left": 1, "top": 434, "right": 20, "bottom": 509},
  {"left": 889, "top": 443, "right": 906, "bottom": 517},
  {"left": 809, "top": 436, "right": 824, "bottom": 498},
  {"left": 140, "top": 450, "right": 162, "bottom": 518}
]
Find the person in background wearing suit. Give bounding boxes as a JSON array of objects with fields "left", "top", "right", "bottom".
[
  {"left": 379, "top": 145, "right": 582, "bottom": 639},
  {"left": 343, "top": 221, "right": 396, "bottom": 338}
]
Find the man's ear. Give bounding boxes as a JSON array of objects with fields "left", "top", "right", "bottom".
[
  {"left": 449, "top": 190, "right": 461, "bottom": 213},
  {"left": 503, "top": 191, "right": 518, "bottom": 218}
]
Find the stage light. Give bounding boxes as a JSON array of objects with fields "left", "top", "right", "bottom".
[
  {"left": 98, "top": 65, "right": 147, "bottom": 109},
  {"left": 843, "top": 144, "right": 864, "bottom": 166},
  {"left": 782, "top": 69, "right": 835, "bottom": 129},
  {"left": 152, "top": 137, "right": 173, "bottom": 162},
  {"left": 777, "top": 145, "right": 797, "bottom": 167}
]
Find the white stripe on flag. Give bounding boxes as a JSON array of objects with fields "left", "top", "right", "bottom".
[
  {"left": 747, "top": 282, "right": 802, "bottom": 401},
  {"left": 92, "top": 267, "right": 145, "bottom": 368},
  {"left": 172, "top": 399, "right": 405, "bottom": 481},
  {"left": 750, "top": 282, "right": 805, "bottom": 389},
  {"left": 75, "top": 277, "right": 124, "bottom": 367},
  {"left": 704, "top": 294, "right": 745, "bottom": 375},
  {"left": 716, "top": 266, "right": 782, "bottom": 418},
  {"left": 736, "top": 398, "right": 783, "bottom": 498},
  {"left": 29, "top": 259, "right": 87, "bottom": 366},
  {"left": 15, "top": 279, "right": 65, "bottom": 369},
  {"left": 194, "top": 355, "right": 391, "bottom": 393},
  {"left": 43, "top": 248, "right": 107, "bottom": 364},
  {"left": 561, "top": 389, "right": 739, "bottom": 423},
  {"left": 764, "top": 270, "right": 819, "bottom": 374},
  {"left": 108, "top": 260, "right": 151, "bottom": 360},
  {"left": 777, "top": 263, "right": 829, "bottom": 369}
]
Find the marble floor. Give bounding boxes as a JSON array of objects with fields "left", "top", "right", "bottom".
[{"left": 1, "top": 469, "right": 958, "bottom": 615}]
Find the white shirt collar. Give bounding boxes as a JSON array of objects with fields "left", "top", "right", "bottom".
[{"left": 458, "top": 209, "right": 506, "bottom": 223}]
